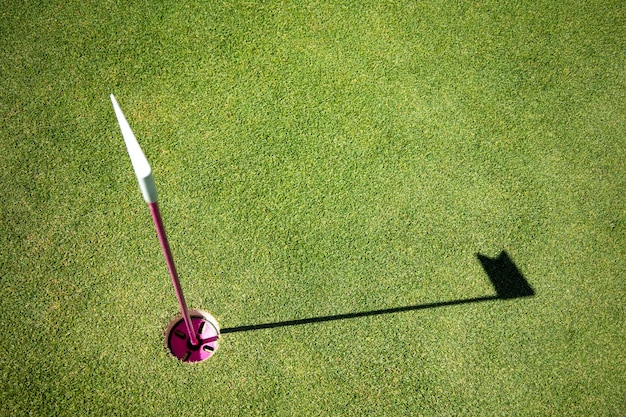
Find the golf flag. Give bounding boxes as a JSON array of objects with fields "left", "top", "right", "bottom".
[
  {"left": 110, "top": 93, "right": 209, "bottom": 354},
  {"left": 110, "top": 94, "right": 158, "bottom": 203}
]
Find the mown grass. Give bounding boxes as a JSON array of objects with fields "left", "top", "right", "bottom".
[{"left": 1, "top": 0, "right": 624, "bottom": 415}]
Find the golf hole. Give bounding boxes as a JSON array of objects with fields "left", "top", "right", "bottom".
[{"left": 165, "top": 310, "right": 220, "bottom": 363}]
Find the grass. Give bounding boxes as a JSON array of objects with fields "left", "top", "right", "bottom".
[{"left": 1, "top": 0, "right": 625, "bottom": 415}]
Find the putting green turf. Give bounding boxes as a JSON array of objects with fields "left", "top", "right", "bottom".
[{"left": 1, "top": 0, "right": 624, "bottom": 415}]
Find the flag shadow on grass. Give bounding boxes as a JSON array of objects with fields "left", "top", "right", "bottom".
[{"left": 221, "top": 250, "right": 534, "bottom": 334}]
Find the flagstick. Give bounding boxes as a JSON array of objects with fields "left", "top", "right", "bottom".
[
  {"left": 111, "top": 94, "right": 199, "bottom": 348},
  {"left": 148, "top": 202, "right": 199, "bottom": 347}
]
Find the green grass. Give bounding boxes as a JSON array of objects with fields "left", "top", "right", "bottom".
[{"left": 1, "top": 0, "right": 625, "bottom": 415}]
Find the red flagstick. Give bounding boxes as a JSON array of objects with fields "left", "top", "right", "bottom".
[{"left": 111, "top": 94, "right": 200, "bottom": 349}]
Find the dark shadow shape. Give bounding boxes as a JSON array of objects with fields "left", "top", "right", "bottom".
[
  {"left": 221, "top": 296, "right": 497, "bottom": 334},
  {"left": 221, "top": 250, "right": 534, "bottom": 334},
  {"left": 476, "top": 251, "right": 535, "bottom": 299}
]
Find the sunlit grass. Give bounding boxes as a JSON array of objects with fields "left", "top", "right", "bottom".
[{"left": 1, "top": 0, "right": 624, "bottom": 415}]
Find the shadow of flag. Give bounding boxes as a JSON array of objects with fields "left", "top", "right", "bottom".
[{"left": 477, "top": 251, "right": 535, "bottom": 299}]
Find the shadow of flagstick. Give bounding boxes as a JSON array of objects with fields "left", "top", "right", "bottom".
[
  {"left": 221, "top": 296, "right": 498, "bottom": 334},
  {"left": 221, "top": 250, "right": 534, "bottom": 334}
]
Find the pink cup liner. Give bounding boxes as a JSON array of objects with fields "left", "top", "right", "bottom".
[{"left": 165, "top": 310, "right": 220, "bottom": 363}]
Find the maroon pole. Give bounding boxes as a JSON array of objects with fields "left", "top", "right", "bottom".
[{"left": 148, "top": 202, "right": 199, "bottom": 347}]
